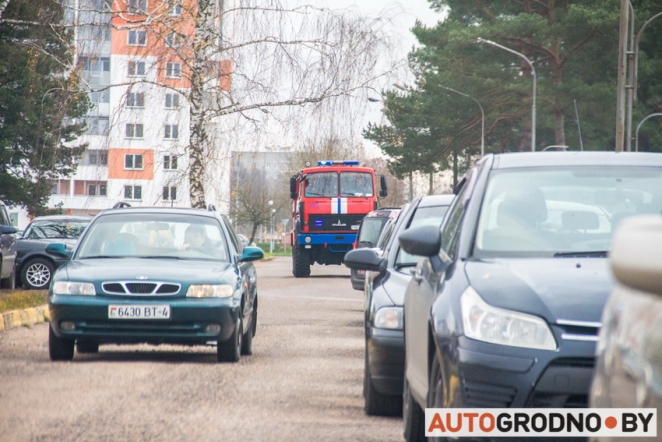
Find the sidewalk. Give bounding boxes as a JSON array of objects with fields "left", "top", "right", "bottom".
[{"left": 0, "top": 305, "right": 50, "bottom": 332}]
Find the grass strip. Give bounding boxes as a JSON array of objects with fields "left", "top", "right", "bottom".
[{"left": 0, "top": 290, "right": 48, "bottom": 314}]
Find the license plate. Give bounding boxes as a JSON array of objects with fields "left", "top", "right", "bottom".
[
  {"left": 109, "top": 305, "right": 170, "bottom": 319},
  {"left": 351, "top": 225, "right": 360, "bottom": 230}
]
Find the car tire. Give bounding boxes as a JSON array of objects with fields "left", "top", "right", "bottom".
[
  {"left": 76, "top": 340, "right": 99, "bottom": 354},
  {"left": 21, "top": 258, "right": 55, "bottom": 290},
  {"left": 403, "top": 375, "right": 425, "bottom": 442},
  {"left": 217, "top": 316, "right": 242, "bottom": 363},
  {"left": 49, "top": 325, "right": 74, "bottom": 361},
  {"left": 292, "top": 245, "right": 311, "bottom": 278},
  {"left": 0, "top": 264, "right": 16, "bottom": 290},
  {"left": 427, "top": 352, "right": 448, "bottom": 442},
  {"left": 241, "top": 308, "right": 256, "bottom": 356},
  {"left": 364, "top": 348, "right": 402, "bottom": 416}
]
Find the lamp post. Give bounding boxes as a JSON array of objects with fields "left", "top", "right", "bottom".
[
  {"left": 268, "top": 200, "right": 274, "bottom": 253},
  {"left": 439, "top": 85, "right": 485, "bottom": 157},
  {"left": 635, "top": 113, "right": 662, "bottom": 152},
  {"left": 477, "top": 38, "right": 537, "bottom": 151}
]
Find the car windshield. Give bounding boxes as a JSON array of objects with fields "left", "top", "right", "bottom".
[
  {"left": 75, "top": 213, "right": 229, "bottom": 261},
  {"left": 396, "top": 205, "right": 451, "bottom": 266},
  {"left": 358, "top": 217, "right": 387, "bottom": 246},
  {"left": 305, "top": 172, "right": 338, "bottom": 197},
  {"left": 23, "top": 220, "right": 90, "bottom": 239},
  {"left": 474, "top": 166, "right": 662, "bottom": 258},
  {"left": 340, "top": 172, "right": 373, "bottom": 197}
]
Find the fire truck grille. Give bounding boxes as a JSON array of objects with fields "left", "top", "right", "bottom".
[{"left": 308, "top": 214, "right": 365, "bottom": 231}]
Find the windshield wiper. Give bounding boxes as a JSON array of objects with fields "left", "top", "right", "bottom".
[
  {"left": 139, "top": 256, "right": 181, "bottom": 260},
  {"left": 553, "top": 251, "right": 608, "bottom": 258},
  {"left": 80, "top": 255, "right": 126, "bottom": 259}
]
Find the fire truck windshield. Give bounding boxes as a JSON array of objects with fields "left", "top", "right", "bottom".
[
  {"left": 305, "top": 171, "right": 374, "bottom": 198},
  {"left": 340, "top": 172, "right": 373, "bottom": 197},
  {"left": 305, "top": 172, "right": 338, "bottom": 197}
]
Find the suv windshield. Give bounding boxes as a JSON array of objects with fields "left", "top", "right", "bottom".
[
  {"left": 24, "top": 220, "right": 90, "bottom": 239},
  {"left": 474, "top": 166, "right": 662, "bottom": 258},
  {"left": 358, "top": 217, "right": 387, "bottom": 247},
  {"left": 76, "top": 213, "right": 229, "bottom": 261},
  {"left": 396, "top": 205, "right": 450, "bottom": 266}
]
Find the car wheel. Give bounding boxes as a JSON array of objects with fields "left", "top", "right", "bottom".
[
  {"left": 427, "top": 352, "right": 448, "bottom": 442},
  {"left": 76, "top": 340, "right": 99, "bottom": 354},
  {"left": 403, "top": 375, "right": 425, "bottom": 442},
  {"left": 292, "top": 245, "right": 311, "bottom": 278},
  {"left": 0, "top": 264, "right": 16, "bottom": 290},
  {"left": 217, "top": 316, "right": 242, "bottom": 363},
  {"left": 49, "top": 325, "right": 74, "bottom": 361},
  {"left": 21, "top": 258, "right": 55, "bottom": 290},
  {"left": 241, "top": 308, "right": 256, "bottom": 356},
  {"left": 364, "top": 347, "right": 402, "bottom": 416}
]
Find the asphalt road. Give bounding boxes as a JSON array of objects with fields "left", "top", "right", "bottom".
[{"left": 0, "top": 257, "right": 402, "bottom": 442}]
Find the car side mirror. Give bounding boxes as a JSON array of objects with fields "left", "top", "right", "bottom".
[
  {"left": 239, "top": 246, "right": 264, "bottom": 262},
  {"left": 398, "top": 225, "right": 441, "bottom": 257},
  {"left": 1, "top": 225, "right": 17, "bottom": 234},
  {"left": 45, "top": 243, "right": 70, "bottom": 258},
  {"left": 611, "top": 216, "right": 662, "bottom": 295},
  {"left": 290, "top": 177, "right": 297, "bottom": 200},
  {"left": 379, "top": 175, "right": 388, "bottom": 198},
  {"left": 343, "top": 248, "right": 387, "bottom": 273}
]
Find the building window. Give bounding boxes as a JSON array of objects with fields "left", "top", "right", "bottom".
[
  {"left": 124, "top": 154, "right": 143, "bottom": 170},
  {"left": 86, "top": 150, "right": 108, "bottom": 166},
  {"left": 128, "top": 61, "right": 146, "bottom": 76},
  {"left": 89, "top": 91, "right": 109, "bottom": 104},
  {"left": 86, "top": 116, "right": 110, "bottom": 135},
  {"left": 51, "top": 180, "right": 71, "bottom": 195},
  {"left": 125, "top": 123, "right": 144, "bottom": 138},
  {"left": 162, "top": 186, "right": 177, "bottom": 201},
  {"left": 168, "top": 1, "right": 182, "bottom": 15},
  {"left": 79, "top": 56, "right": 110, "bottom": 73},
  {"left": 165, "top": 62, "right": 181, "bottom": 78},
  {"left": 127, "top": 92, "right": 145, "bottom": 107},
  {"left": 164, "top": 124, "right": 179, "bottom": 139},
  {"left": 166, "top": 32, "right": 182, "bottom": 48},
  {"left": 87, "top": 182, "right": 107, "bottom": 196},
  {"left": 127, "top": 0, "right": 147, "bottom": 14},
  {"left": 124, "top": 185, "right": 142, "bottom": 200},
  {"left": 164, "top": 155, "right": 178, "bottom": 170},
  {"left": 165, "top": 93, "right": 180, "bottom": 109},
  {"left": 128, "top": 30, "right": 147, "bottom": 46}
]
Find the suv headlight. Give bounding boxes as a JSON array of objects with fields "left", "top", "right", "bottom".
[
  {"left": 460, "top": 286, "right": 556, "bottom": 350},
  {"left": 374, "top": 307, "right": 403, "bottom": 330},
  {"left": 186, "top": 284, "right": 233, "bottom": 298},
  {"left": 52, "top": 281, "right": 96, "bottom": 295}
]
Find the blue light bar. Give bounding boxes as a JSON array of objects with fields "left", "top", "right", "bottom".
[{"left": 317, "top": 160, "right": 360, "bottom": 166}]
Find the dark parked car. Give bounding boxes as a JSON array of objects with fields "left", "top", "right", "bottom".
[
  {"left": 16, "top": 215, "right": 92, "bottom": 289},
  {"left": 0, "top": 199, "right": 18, "bottom": 289},
  {"left": 590, "top": 215, "right": 662, "bottom": 436},
  {"left": 349, "top": 207, "right": 401, "bottom": 290},
  {"left": 398, "top": 152, "right": 662, "bottom": 442},
  {"left": 344, "top": 194, "right": 453, "bottom": 416},
  {"left": 47, "top": 205, "right": 263, "bottom": 362}
]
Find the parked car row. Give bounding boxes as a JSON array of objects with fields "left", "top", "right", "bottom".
[{"left": 346, "top": 151, "right": 662, "bottom": 442}]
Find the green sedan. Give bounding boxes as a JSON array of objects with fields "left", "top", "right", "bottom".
[{"left": 47, "top": 206, "right": 264, "bottom": 363}]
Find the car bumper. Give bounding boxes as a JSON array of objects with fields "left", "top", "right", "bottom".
[
  {"left": 444, "top": 335, "right": 596, "bottom": 408},
  {"left": 49, "top": 295, "right": 240, "bottom": 345},
  {"left": 367, "top": 327, "right": 404, "bottom": 396}
]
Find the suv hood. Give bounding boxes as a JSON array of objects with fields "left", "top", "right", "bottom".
[
  {"left": 62, "top": 258, "right": 236, "bottom": 286},
  {"left": 464, "top": 258, "right": 613, "bottom": 324}
]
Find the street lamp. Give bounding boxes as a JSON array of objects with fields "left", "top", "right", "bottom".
[
  {"left": 635, "top": 113, "right": 662, "bottom": 152},
  {"left": 477, "top": 37, "right": 537, "bottom": 152},
  {"left": 438, "top": 85, "right": 485, "bottom": 157},
  {"left": 268, "top": 200, "right": 274, "bottom": 253}
]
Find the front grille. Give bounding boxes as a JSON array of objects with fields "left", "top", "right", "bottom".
[
  {"left": 76, "top": 320, "right": 203, "bottom": 336},
  {"left": 549, "top": 357, "right": 595, "bottom": 369},
  {"left": 528, "top": 392, "right": 588, "bottom": 408},
  {"left": 308, "top": 214, "right": 365, "bottom": 231},
  {"left": 102, "top": 281, "right": 181, "bottom": 296},
  {"left": 463, "top": 380, "right": 517, "bottom": 408},
  {"left": 557, "top": 319, "right": 601, "bottom": 342}
]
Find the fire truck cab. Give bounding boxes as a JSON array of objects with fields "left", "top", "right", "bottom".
[{"left": 290, "top": 160, "right": 387, "bottom": 278}]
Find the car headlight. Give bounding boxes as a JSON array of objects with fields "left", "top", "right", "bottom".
[
  {"left": 460, "top": 286, "right": 556, "bottom": 350},
  {"left": 186, "top": 284, "right": 233, "bottom": 298},
  {"left": 52, "top": 281, "right": 96, "bottom": 296},
  {"left": 374, "top": 307, "right": 403, "bottom": 330}
]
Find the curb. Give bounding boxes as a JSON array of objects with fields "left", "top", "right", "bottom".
[{"left": 0, "top": 304, "right": 50, "bottom": 332}]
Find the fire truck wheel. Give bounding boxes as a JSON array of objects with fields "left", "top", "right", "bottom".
[{"left": 292, "top": 245, "right": 311, "bottom": 278}]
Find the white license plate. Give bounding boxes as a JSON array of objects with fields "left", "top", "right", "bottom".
[
  {"left": 351, "top": 225, "right": 360, "bottom": 230},
  {"left": 109, "top": 305, "right": 170, "bottom": 319}
]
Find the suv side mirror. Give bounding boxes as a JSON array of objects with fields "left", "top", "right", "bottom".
[
  {"left": 1, "top": 225, "right": 17, "bottom": 234},
  {"left": 379, "top": 175, "right": 388, "bottom": 198},
  {"left": 290, "top": 177, "right": 297, "bottom": 199}
]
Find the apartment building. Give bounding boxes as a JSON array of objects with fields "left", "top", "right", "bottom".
[{"left": 47, "top": 0, "right": 233, "bottom": 217}]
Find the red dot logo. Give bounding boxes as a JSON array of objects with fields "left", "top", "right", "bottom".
[{"left": 605, "top": 416, "right": 618, "bottom": 429}]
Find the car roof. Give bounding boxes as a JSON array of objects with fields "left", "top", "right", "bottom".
[
  {"left": 491, "top": 151, "right": 662, "bottom": 169},
  {"left": 30, "top": 215, "right": 93, "bottom": 222},
  {"left": 98, "top": 206, "right": 220, "bottom": 219},
  {"left": 365, "top": 207, "right": 401, "bottom": 218},
  {"left": 418, "top": 194, "right": 455, "bottom": 207}
]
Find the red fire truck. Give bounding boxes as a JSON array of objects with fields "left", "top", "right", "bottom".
[{"left": 289, "top": 160, "right": 387, "bottom": 277}]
